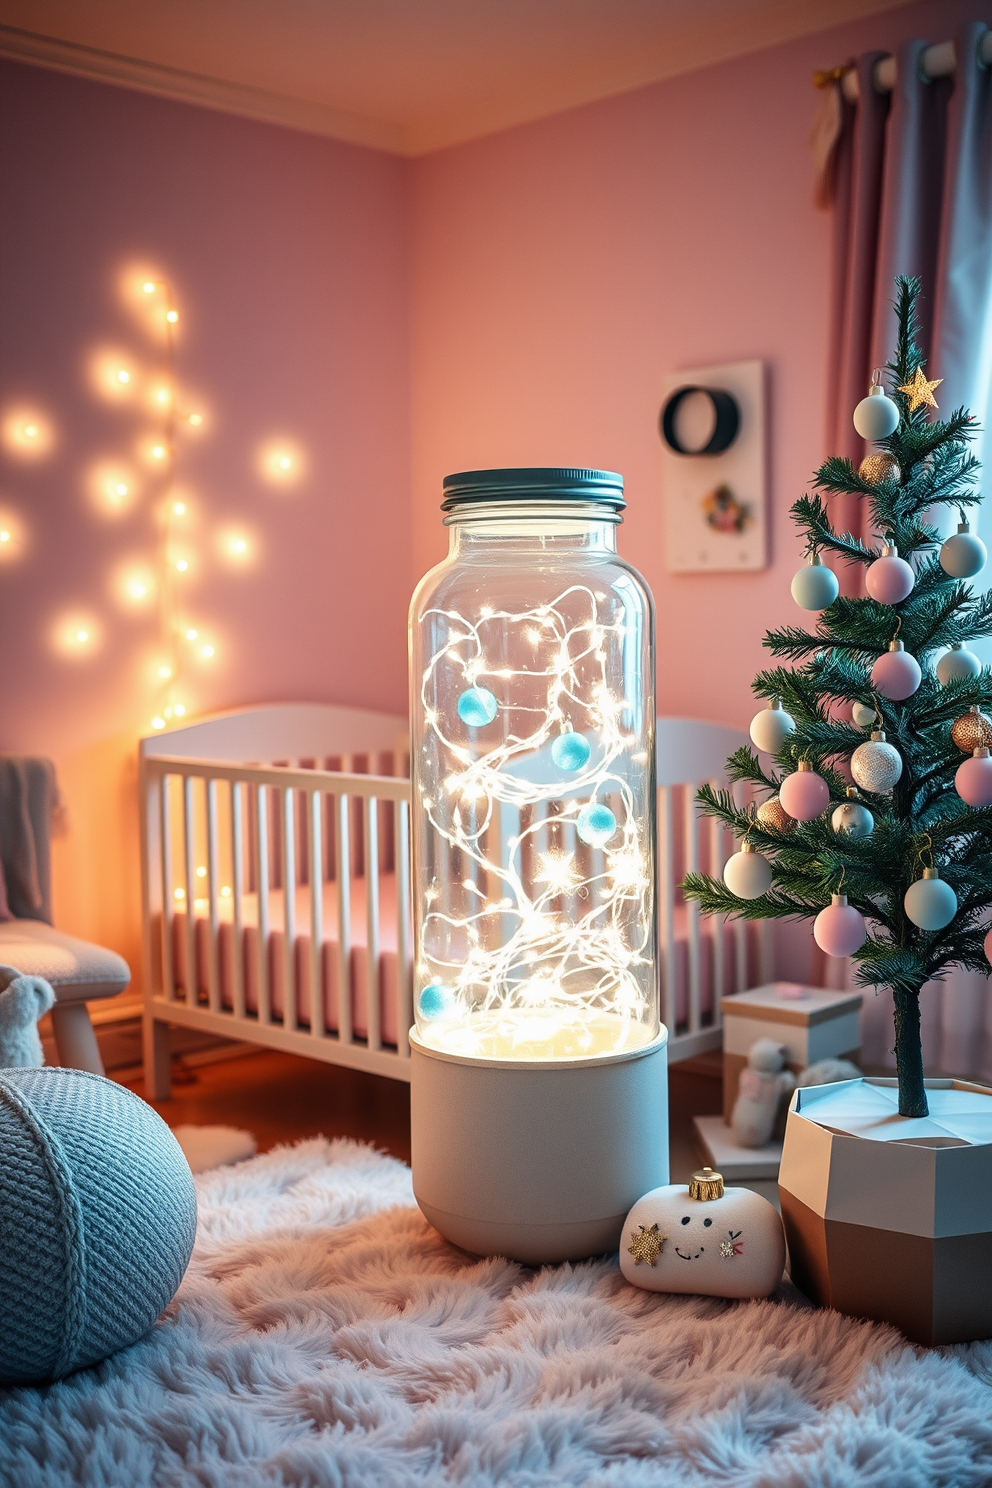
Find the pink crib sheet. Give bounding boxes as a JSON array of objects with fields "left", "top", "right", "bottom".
[
  {"left": 167, "top": 875, "right": 402, "bottom": 1045},
  {"left": 162, "top": 882, "right": 751, "bottom": 1043}
]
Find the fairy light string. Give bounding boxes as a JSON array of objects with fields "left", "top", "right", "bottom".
[{"left": 417, "top": 582, "right": 653, "bottom": 1056}]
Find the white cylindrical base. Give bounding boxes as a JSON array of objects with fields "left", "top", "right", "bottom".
[{"left": 410, "top": 1027, "right": 668, "bottom": 1264}]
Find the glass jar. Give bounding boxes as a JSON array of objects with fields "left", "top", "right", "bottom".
[{"left": 409, "top": 467, "right": 657, "bottom": 1061}]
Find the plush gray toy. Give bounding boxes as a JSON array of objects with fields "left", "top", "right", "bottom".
[{"left": 0, "top": 963, "right": 55, "bottom": 1066}]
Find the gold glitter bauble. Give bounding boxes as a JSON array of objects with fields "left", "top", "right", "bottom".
[
  {"left": 951, "top": 707, "right": 992, "bottom": 754},
  {"left": 756, "top": 795, "right": 794, "bottom": 832},
  {"left": 858, "top": 452, "right": 900, "bottom": 485},
  {"left": 627, "top": 1223, "right": 667, "bottom": 1266}
]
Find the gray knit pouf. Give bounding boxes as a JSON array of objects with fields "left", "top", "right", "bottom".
[{"left": 0, "top": 1067, "right": 197, "bottom": 1385}]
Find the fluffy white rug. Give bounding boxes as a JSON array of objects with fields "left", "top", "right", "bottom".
[
  {"left": 171, "top": 1123, "right": 257, "bottom": 1174},
  {"left": 3, "top": 1138, "right": 992, "bottom": 1488}
]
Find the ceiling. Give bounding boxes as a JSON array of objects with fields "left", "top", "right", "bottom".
[{"left": 0, "top": 0, "right": 906, "bottom": 155}]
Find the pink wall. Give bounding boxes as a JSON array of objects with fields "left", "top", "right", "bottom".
[
  {"left": 0, "top": 59, "right": 411, "bottom": 755},
  {"left": 0, "top": 60, "right": 410, "bottom": 971},
  {"left": 408, "top": 0, "right": 980, "bottom": 732}
]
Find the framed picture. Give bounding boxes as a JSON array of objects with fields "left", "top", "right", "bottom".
[{"left": 659, "top": 359, "right": 767, "bottom": 573}]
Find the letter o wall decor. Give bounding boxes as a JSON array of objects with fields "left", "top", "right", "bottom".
[{"left": 660, "top": 386, "right": 740, "bottom": 456}]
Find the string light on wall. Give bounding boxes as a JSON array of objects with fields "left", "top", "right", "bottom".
[
  {"left": 2, "top": 407, "right": 54, "bottom": 458},
  {"left": 259, "top": 439, "right": 304, "bottom": 486}
]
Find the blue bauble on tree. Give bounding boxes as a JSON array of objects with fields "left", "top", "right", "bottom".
[{"left": 791, "top": 555, "right": 839, "bottom": 611}]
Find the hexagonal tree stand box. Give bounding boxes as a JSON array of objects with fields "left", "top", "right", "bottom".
[{"left": 779, "top": 1077, "right": 992, "bottom": 1345}]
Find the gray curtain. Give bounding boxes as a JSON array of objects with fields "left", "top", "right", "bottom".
[{"left": 824, "top": 24, "right": 992, "bottom": 1079}]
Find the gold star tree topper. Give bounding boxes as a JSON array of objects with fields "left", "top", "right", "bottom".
[
  {"left": 627, "top": 1223, "right": 667, "bottom": 1266},
  {"left": 898, "top": 365, "right": 942, "bottom": 412}
]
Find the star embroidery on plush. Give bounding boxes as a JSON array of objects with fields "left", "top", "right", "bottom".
[
  {"left": 628, "top": 1223, "right": 667, "bottom": 1266},
  {"left": 898, "top": 365, "right": 942, "bottom": 412},
  {"left": 720, "top": 1231, "right": 744, "bottom": 1259}
]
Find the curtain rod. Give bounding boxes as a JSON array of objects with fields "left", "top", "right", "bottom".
[{"left": 814, "top": 30, "right": 992, "bottom": 103}]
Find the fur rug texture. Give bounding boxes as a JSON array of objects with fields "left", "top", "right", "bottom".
[{"left": 3, "top": 1137, "right": 992, "bottom": 1487}]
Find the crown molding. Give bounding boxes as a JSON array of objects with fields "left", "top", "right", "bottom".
[{"left": 0, "top": 22, "right": 405, "bottom": 154}]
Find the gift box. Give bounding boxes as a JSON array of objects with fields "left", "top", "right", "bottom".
[{"left": 721, "top": 982, "right": 862, "bottom": 1122}]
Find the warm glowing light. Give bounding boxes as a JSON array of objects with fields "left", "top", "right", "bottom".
[
  {"left": 153, "top": 717, "right": 167, "bottom": 730},
  {"left": 187, "top": 412, "right": 203, "bottom": 427},
  {"left": 416, "top": 589, "right": 652, "bottom": 1058},
  {"left": 87, "top": 462, "right": 137, "bottom": 516},
  {"left": 2, "top": 408, "right": 53, "bottom": 458},
  {"left": 54, "top": 613, "right": 101, "bottom": 656},
  {"left": 185, "top": 627, "right": 198, "bottom": 641},
  {"left": 220, "top": 528, "right": 253, "bottom": 565},
  {"left": 196, "top": 865, "right": 207, "bottom": 879},
  {"left": 114, "top": 562, "right": 155, "bottom": 609},
  {"left": 221, "top": 885, "right": 231, "bottom": 897},
  {"left": 172, "top": 501, "right": 186, "bottom": 516},
  {"left": 151, "top": 444, "right": 166, "bottom": 461},
  {"left": 165, "top": 309, "right": 179, "bottom": 324},
  {"left": 117, "top": 369, "right": 130, "bottom": 385},
  {"left": 143, "top": 282, "right": 156, "bottom": 294},
  {"left": 175, "top": 558, "right": 189, "bottom": 572},
  {"left": 155, "top": 387, "right": 171, "bottom": 406},
  {"left": 157, "top": 664, "right": 172, "bottom": 679},
  {"left": 259, "top": 439, "right": 305, "bottom": 487},
  {"left": 173, "top": 886, "right": 185, "bottom": 899},
  {"left": 0, "top": 509, "right": 24, "bottom": 561},
  {"left": 173, "top": 703, "right": 186, "bottom": 717},
  {"left": 201, "top": 643, "right": 215, "bottom": 658}
]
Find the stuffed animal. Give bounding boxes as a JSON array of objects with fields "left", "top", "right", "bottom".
[
  {"left": 796, "top": 1057, "right": 862, "bottom": 1088},
  {"left": 0, "top": 963, "right": 54, "bottom": 1067},
  {"left": 620, "top": 1166, "right": 785, "bottom": 1299},
  {"left": 731, "top": 1037, "right": 795, "bottom": 1148}
]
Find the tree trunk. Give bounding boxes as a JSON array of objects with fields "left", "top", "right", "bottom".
[{"left": 893, "top": 987, "right": 928, "bottom": 1118}]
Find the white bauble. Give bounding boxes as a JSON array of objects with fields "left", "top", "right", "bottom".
[
  {"left": 723, "top": 846, "right": 773, "bottom": 900},
  {"left": 851, "top": 730, "right": 902, "bottom": 793},
  {"left": 904, "top": 872, "right": 957, "bottom": 932},
  {"left": 791, "top": 558, "right": 839, "bottom": 611},
  {"left": 831, "top": 793, "right": 874, "bottom": 839},
  {"left": 940, "top": 521, "right": 987, "bottom": 579},
  {"left": 852, "top": 701, "right": 876, "bottom": 730},
  {"left": 749, "top": 699, "right": 795, "bottom": 754},
  {"left": 853, "top": 383, "right": 900, "bottom": 440},
  {"left": 936, "top": 644, "right": 982, "bottom": 685}
]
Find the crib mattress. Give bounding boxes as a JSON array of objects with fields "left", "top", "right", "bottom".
[{"left": 161, "top": 879, "right": 750, "bottom": 1043}]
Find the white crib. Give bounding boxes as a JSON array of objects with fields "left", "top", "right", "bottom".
[{"left": 140, "top": 704, "right": 768, "bottom": 1098}]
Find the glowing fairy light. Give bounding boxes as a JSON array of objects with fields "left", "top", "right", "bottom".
[
  {"left": 259, "top": 439, "right": 305, "bottom": 486},
  {"left": 416, "top": 584, "right": 653, "bottom": 1057},
  {"left": 2, "top": 407, "right": 53, "bottom": 458}
]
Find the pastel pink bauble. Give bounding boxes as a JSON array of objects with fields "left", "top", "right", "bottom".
[
  {"left": 955, "top": 749, "right": 992, "bottom": 808},
  {"left": 985, "top": 925, "right": 992, "bottom": 969},
  {"left": 871, "top": 644, "right": 921, "bottom": 701},
  {"left": 779, "top": 765, "right": 830, "bottom": 822},
  {"left": 865, "top": 552, "right": 914, "bottom": 604},
  {"left": 813, "top": 894, "right": 867, "bottom": 957}
]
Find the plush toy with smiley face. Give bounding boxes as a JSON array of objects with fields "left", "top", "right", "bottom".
[{"left": 619, "top": 1167, "right": 785, "bottom": 1299}]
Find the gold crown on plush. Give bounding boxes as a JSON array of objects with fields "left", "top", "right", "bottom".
[{"left": 688, "top": 1166, "right": 725, "bottom": 1201}]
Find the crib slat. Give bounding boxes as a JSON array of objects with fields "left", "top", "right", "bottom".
[
  {"left": 365, "top": 796, "right": 381, "bottom": 1051},
  {"left": 308, "top": 789, "right": 325, "bottom": 1038},
  {"left": 183, "top": 775, "right": 197, "bottom": 1007},
  {"left": 231, "top": 780, "right": 246, "bottom": 1019},
  {"left": 282, "top": 786, "right": 297, "bottom": 1030},
  {"left": 684, "top": 785, "right": 702, "bottom": 1035},
  {"left": 708, "top": 783, "right": 725, "bottom": 1011},
  {"left": 206, "top": 778, "right": 221, "bottom": 1013},
  {"left": 396, "top": 796, "right": 412, "bottom": 1056},
  {"left": 256, "top": 784, "right": 271, "bottom": 1025},
  {"left": 336, "top": 794, "right": 352, "bottom": 1044},
  {"left": 159, "top": 774, "right": 175, "bottom": 1002},
  {"left": 657, "top": 784, "right": 676, "bottom": 1034}
]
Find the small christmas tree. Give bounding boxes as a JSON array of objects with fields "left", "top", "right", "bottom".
[{"left": 684, "top": 276, "right": 990, "bottom": 1119}]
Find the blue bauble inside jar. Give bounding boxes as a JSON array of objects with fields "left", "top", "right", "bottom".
[
  {"left": 457, "top": 686, "right": 498, "bottom": 727},
  {"left": 551, "top": 732, "right": 591, "bottom": 772}
]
